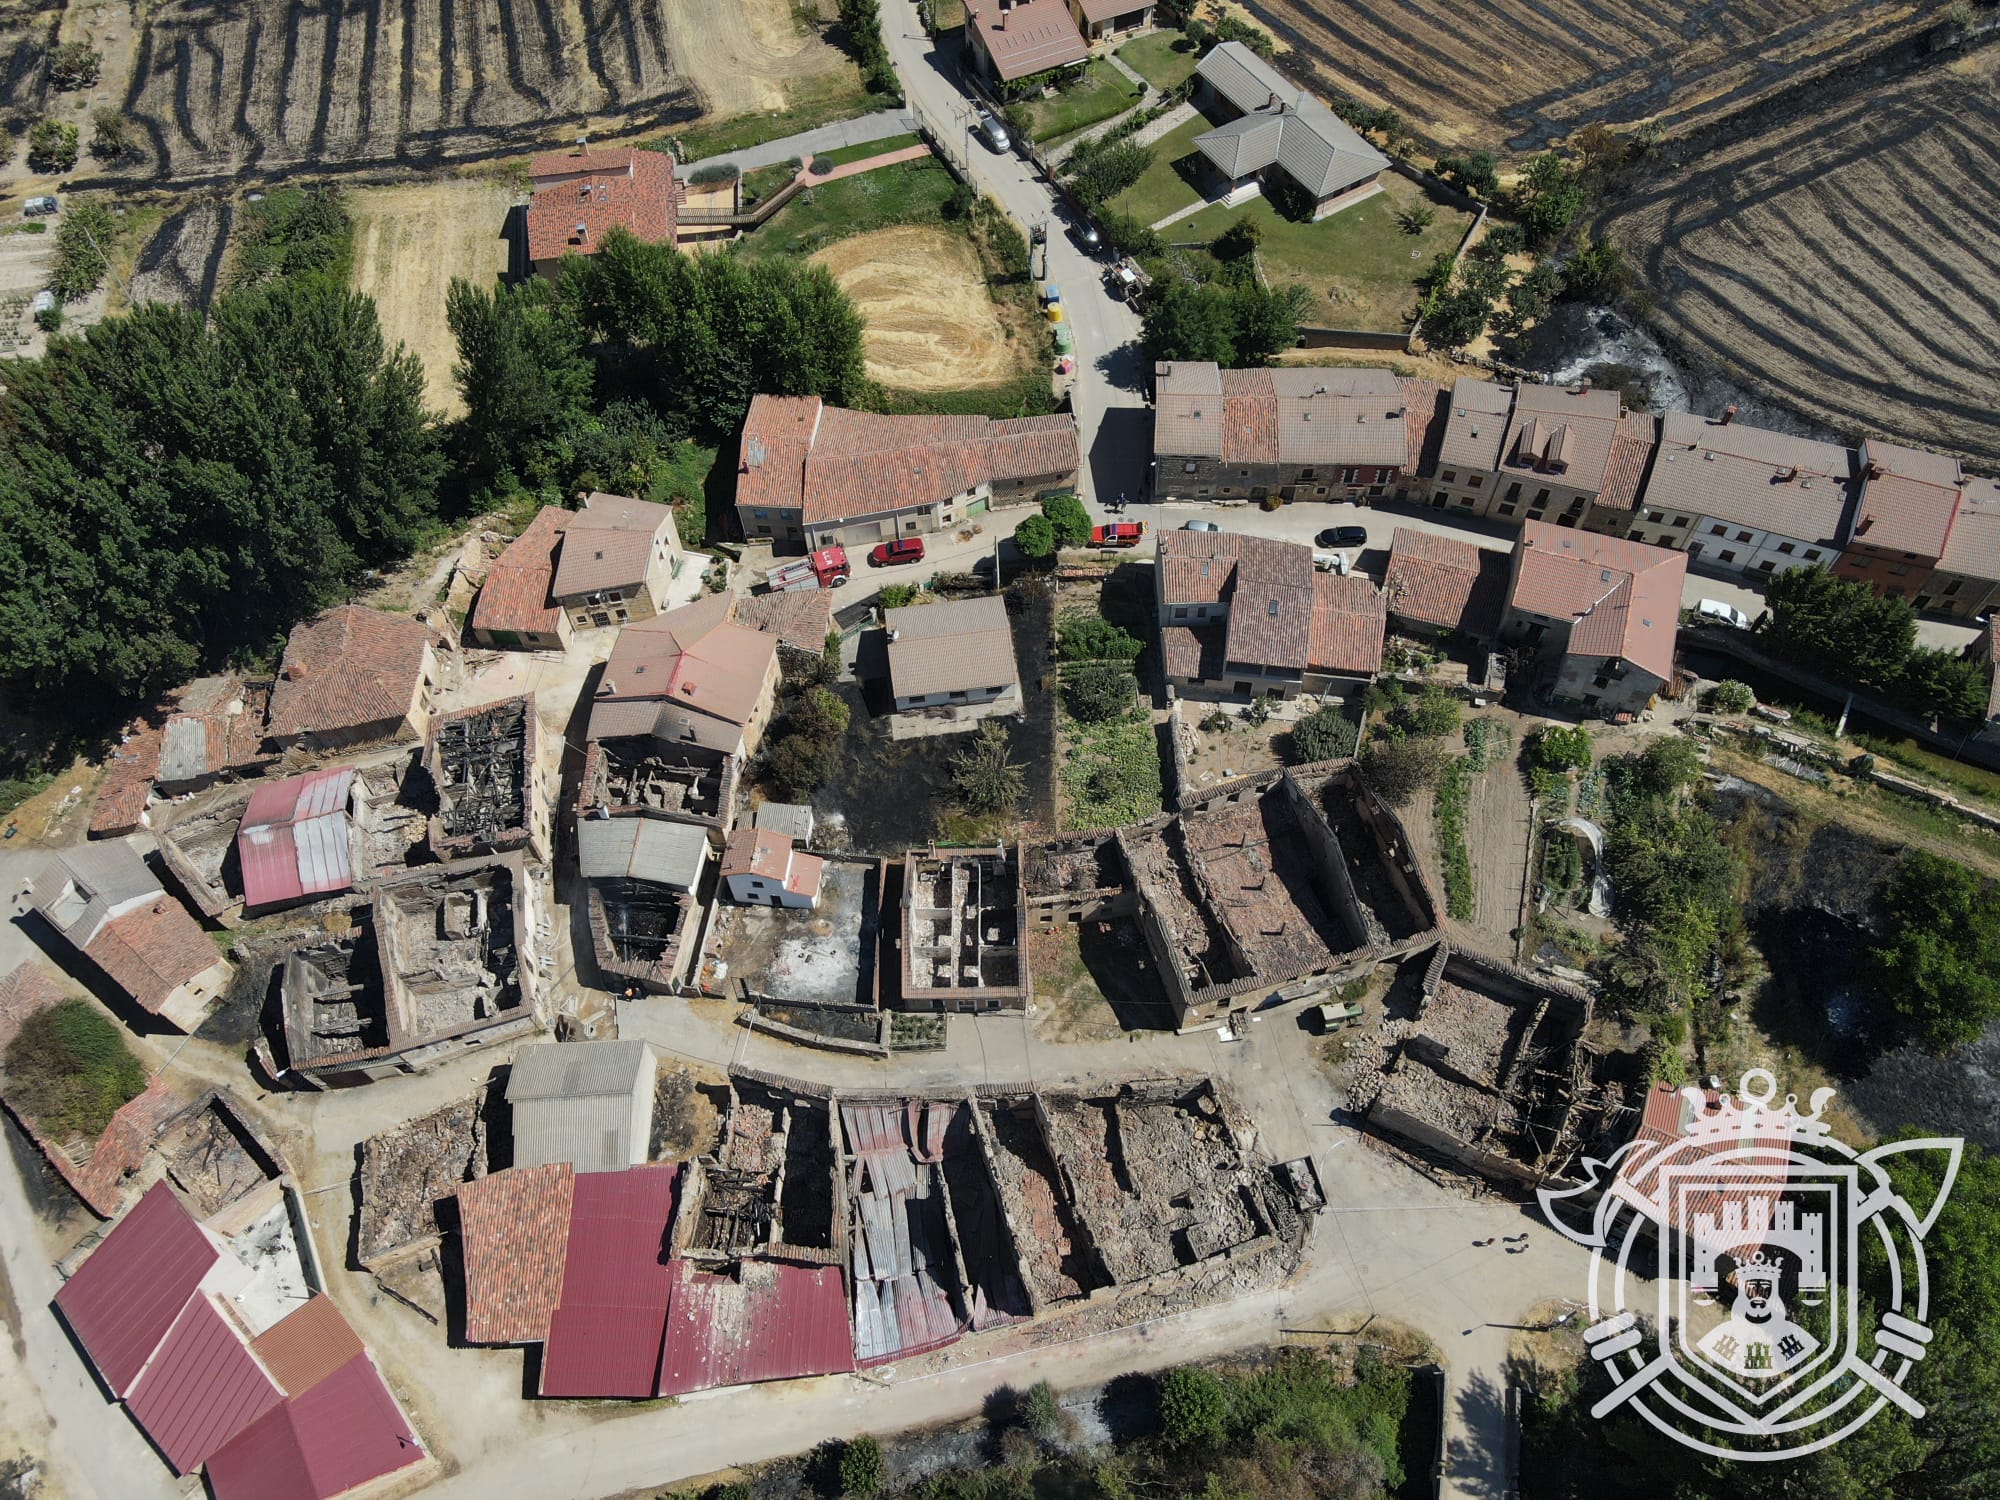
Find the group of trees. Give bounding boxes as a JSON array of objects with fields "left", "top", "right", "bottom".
[
  {"left": 1759, "top": 565, "right": 1990, "bottom": 723},
  {"left": 833, "top": 0, "right": 897, "bottom": 95},
  {"left": 1011, "top": 492, "right": 1091, "bottom": 558},
  {"left": 1141, "top": 278, "right": 1311, "bottom": 368},
  {"left": 448, "top": 228, "right": 865, "bottom": 505},
  {"left": 1865, "top": 850, "right": 2000, "bottom": 1050},
  {"left": 0, "top": 191, "right": 442, "bottom": 710},
  {"left": 1356, "top": 681, "right": 1466, "bottom": 803}
]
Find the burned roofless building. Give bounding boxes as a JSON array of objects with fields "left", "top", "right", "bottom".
[
  {"left": 578, "top": 739, "right": 738, "bottom": 829},
  {"left": 1120, "top": 764, "right": 1436, "bottom": 1026},
  {"left": 278, "top": 853, "right": 546, "bottom": 1085},
  {"left": 425, "top": 697, "right": 549, "bottom": 862},
  {"left": 899, "top": 847, "right": 1027, "bottom": 1012},
  {"left": 1366, "top": 946, "right": 1617, "bottom": 1188},
  {"left": 673, "top": 1076, "right": 840, "bottom": 1264}
]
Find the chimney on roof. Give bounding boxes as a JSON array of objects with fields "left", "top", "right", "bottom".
[
  {"left": 1721, "top": 404, "right": 1738, "bottom": 425},
  {"left": 576, "top": 131, "right": 589, "bottom": 154},
  {"left": 576, "top": 221, "right": 589, "bottom": 241},
  {"left": 1866, "top": 461, "right": 1883, "bottom": 480}
]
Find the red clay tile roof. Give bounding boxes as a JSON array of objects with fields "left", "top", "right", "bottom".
[
  {"left": 55, "top": 1181, "right": 220, "bottom": 1396},
  {"left": 526, "top": 149, "right": 677, "bottom": 266},
  {"left": 1400, "top": 378, "right": 1447, "bottom": 479},
  {"left": 730, "top": 589, "right": 833, "bottom": 654},
  {"left": 125, "top": 1296, "right": 284, "bottom": 1473},
  {"left": 456, "top": 1163, "right": 576, "bottom": 1344},
  {"left": 1852, "top": 439, "right": 1963, "bottom": 559},
  {"left": 1938, "top": 479, "right": 2000, "bottom": 584},
  {"left": 250, "top": 1296, "right": 367, "bottom": 1398},
  {"left": 1384, "top": 527, "right": 1509, "bottom": 638},
  {"left": 205, "top": 1354, "right": 425, "bottom": 1500},
  {"left": 552, "top": 493, "right": 676, "bottom": 599},
  {"left": 657, "top": 1259, "right": 854, "bottom": 1396},
  {"left": 1308, "top": 574, "right": 1387, "bottom": 676},
  {"left": 0, "top": 961, "right": 63, "bottom": 1054},
  {"left": 66, "top": 1076, "right": 184, "bottom": 1217},
  {"left": 1511, "top": 521, "right": 1686, "bottom": 682},
  {"left": 265, "top": 606, "right": 440, "bottom": 743},
  {"left": 1160, "top": 622, "right": 1226, "bottom": 682},
  {"left": 1985, "top": 618, "right": 2000, "bottom": 723},
  {"left": 85, "top": 897, "right": 222, "bottom": 1014},
  {"left": 737, "top": 397, "right": 1078, "bottom": 527},
  {"left": 471, "top": 506, "right": 571, "bottom": 641},
  {"left": 1221, "top": 382, "right": 1279, "bottom": 465},
  {"left": 597, "top": 597, "right": 778, "bottom": 735},
  {"left": 91, "top": 723, "right": 162, "bottom": 837},
  {"left": 964, "top": 0, "right": 1087, "bottom": 80},
  {"left": 1597, "top": 410, "right": 1658, "bottom": 512},
  {"left": 722, "top": 827, "right": 793, "bottom": 880}
]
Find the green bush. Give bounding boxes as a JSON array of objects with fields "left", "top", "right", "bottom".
[
  {"left": 1041, "top": 493, "right": 1091, "bottom": 548},
  {"left": 950, "top": 721, "right": 1024, "bottom": 814},
  {"left": 1012, "top": 513, "right": 1056, "bottom": 559},
  {"left": 47, "top": 41, "right": 100, "bottom": 91},
  {"left": 1291, "top": 703, "right": 1351, "bottom": 763},
  {"left": 687, "top": 162, "right": 740, "bottom": 186},
  {"left": 1700, "top": 679, "right": 1754, "bottom": 714},
  {"left": 48, "top": 199, "right": 115, "bottom": 301},
  {"left": 1058, "top": 614, "right": 1142, "bottom": 663},
  {"left": 1021, "top": 1379, "right": 1062, "bottom": 1439},
  {"left": 1398, "top": 683, "right": 1461, "bottom": 738},
  {"left": 1435, "top": 754, "right": 1477, "bottom": 919},
  {"left": 1360, "top": 735, "right": 1450, "bottom": 805},
  {"left": 838, "top": 1434, "right": 885, "bottom": 1498},
  {"left": 27, "top": 117, "right": 78, "bottom": 173},
  {"left": 4, "top": 998, "right": 147, "bottom": 1141},
  {"left": 1065, "top": 662, "right": 1136, "bottom": 723},
  {"left": 1159, "top": 1366, "right": 1230, "bottom": 1449},
  {"left": 879, "top": 583, "right": 922, "bottom": 609},
  {"left": 1527, "top": 724, "right": 1593, "bottom": 772}
]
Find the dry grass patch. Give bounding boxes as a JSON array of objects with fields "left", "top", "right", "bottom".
[{"left": 813, "top": 224, "right": 1020, "bottom": 390}]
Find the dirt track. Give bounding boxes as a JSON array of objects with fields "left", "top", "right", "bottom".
[
  {"left": 812, "top": 225, "right": 1022, "bottom": 391},
  {"left": 1602, "top": 43, "right": 2000, "bottom": 465},
  {"left": 349, "top": 178, "right": 517, "bottom": 415},
  {"left": 1241, "top": 0, "right": 1930, "bottom": 151}
]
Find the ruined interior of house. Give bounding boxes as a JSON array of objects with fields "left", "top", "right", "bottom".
[
  {"left": 1121, "top": 822, "right": 1246, "bottom": 993},
  {"left": 593, "top": 878, "right": 692, "bottom": 973},
  {"left": 375, "top": 863, "right": 524, "bottom": 1040},
  {"left": 840, "top": 1097, "right": 1032, "bottom": 1364},
  {"left": 1301, "top": 766, "right": 1435, "bottom": 941},
  {"left": 1023, "top": 834, "right": 1133, "bottom": 927},
  {"left": 1176, "top": 787, "right": 1352, "bottom": 979},
  {"left": 154, "top": 1094, "right": 283, "bottom": 1220},
  {"left": 582, "top": 740, "right": 735, "bottom": 824},
  {"left": 980, "top": 1079, "right": 1311, "bottom": 1301},
  {"left": 901, "top": 851, "right": 1022, "bottom": 1003},
  {"left": 356, "top": 760, "right": 431, "bottom": 876},
  {"left": 680, "top": 1078, "right": 837, "bottom": 1260},
  {"left": 159, "top": 796, "right": 249, "bottom": 916},
  {"left": 1370, "top": 948, "right": 1600, "bottom": 1180},
  {"left": 431, "top": 698, "right": 530, "bottom": 847},
  {"left": 357, "top": 1091, "right": 494, "bottom": 1267},
  {"left": 280, "top": 923, "right": 390, "bottom": 1068}
]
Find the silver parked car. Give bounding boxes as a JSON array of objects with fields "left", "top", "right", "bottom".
[{"left": 976, "top": 109, "right": 1011, "bottom": 153}]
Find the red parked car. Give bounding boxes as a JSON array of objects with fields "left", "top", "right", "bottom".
[
  {"left": 1092, "top": 522, "right": 1145, "bottom": 548},
  {"left": 868, "top": 538, "right": 926, "bottom": 567}
]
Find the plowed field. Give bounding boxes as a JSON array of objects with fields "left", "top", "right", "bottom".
[
  {"left": 111, "top": 0, "right": 853, "bottom": 183},
  {"left": 1602, "top": 45, "right": 2000, "bottom": 465},
  {"left": 1241, "top": 0, "right": 1930, "bottom": 151}
]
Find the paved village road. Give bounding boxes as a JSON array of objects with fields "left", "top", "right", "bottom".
[
  {"left": 882, "top": 3, "right": 1152, "bottom": 510},
  {"left": 673, "top": 109, "right": 920, "bottom": 177}
]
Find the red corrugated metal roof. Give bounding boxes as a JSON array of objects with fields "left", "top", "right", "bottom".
[
  {"left": 124, "top": 1296, "right": 283, "bottom": 1473},
  {"left": 206, "top": 1354, "right": 424, "bottom": 1500},
  {"left": 542, "top": 1303, "right": 670, "bottom": 1398},
  {"left": 657, "top": 1260, "right": 853, "bottom": 1396},
  {"left": 237, "top": 768, "right": 356, "bottom": 909},
  {"left": 538, "top": 1164, "right": 680, "bottom": 1398},
  {"left": 54, "top": 1182, "right": 219, "bottom": 1396}
]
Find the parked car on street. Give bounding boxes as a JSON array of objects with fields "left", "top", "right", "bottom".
[
  {"left": 22, "top": 195, "right": 57, "bottom": 216},
  {"left": 1696, "top": 598, "right": 1752, "bottom": 629},
  {"left": 1091, "top": 522, "right": 1145, "bottom": 548},
  {"left": 976, "top": 109, "right": 1010, "bottom": 153},
  {"left": 869, "top": 538, "right": 926, "bottom": 568},
  {"left": 1315, "top": 526, "right": 1367, "bottom": 549},
  {"left": 1181, "top": 519, "right": 1222, "bottom": 532}
]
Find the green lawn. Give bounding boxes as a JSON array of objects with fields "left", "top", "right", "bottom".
[
  {"left": 1022, "top": 58, "right": 1143, "bottom": 143},
  {"left": 739, "top": 157, "right": 960, "bottom": 259},
  {"left": 1107, "top": 112, "right": 1212, "bottom": 226},
  {"left": 740, "top": 160, "right": 800, "bottom": 206},
  {"left": 1169, "top": 172, "right": 1474, "bottom": 331},
  {"left": 817, "top": 132, "right": 924, "bottom": 168},
  {"left": 1116, "top": 30, "right": 1200, "bottom": 92}
]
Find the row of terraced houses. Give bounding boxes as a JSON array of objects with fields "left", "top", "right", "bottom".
[{"left": 1151, "top": 364, "right": 2000, "bottom": 621}]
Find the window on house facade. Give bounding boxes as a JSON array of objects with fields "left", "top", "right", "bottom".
[
  {"left": 1173, "top": 607, "right": 1188, "bottom": 619},
  {"left": 1534, "top": 488, "right": 1551, "bottom": 506},
  {"left": 1469, "top": 475, "right": 1483, "bottom": 488},
  {"left": 950, "top": 690, "right": 968, "bottom": 700},
  {"left": 1710, "top": 524, "right": 1726, "bottom": 536},
  {"left": 1736, "top": 530, "right": 1753, "bottom": 543},
  {"left": 1647, "top": 511, "right": 1664, "bottom": 523},
  {"left": 1299, "top": 467, "right": 1316, "bottom": 480},
  {"left": 754, "top": 508, "right": 769, "bottom": 518},
  {"left": 1368, "top": 485, "right": 1385, "bottom": 497},
  {"left": 1758, "top": 560, "right": 1776, "bottom": 572},
  {"left": 1719, "top": 550, "right": 1737, "bottom": 563},
  {"left": 1497, "top": 503, "right": 1517, "bottom": 515},
  {"left": 1673, "top": 515, "right": 1690, "bottom": 528},
  {"left": 1889, "top": 563, "right": 1910, "bottom": 576},
  {"left": 1944, "top": 580, "right": 1961, "bottom": 596},
  {"left": 1805, "top": 549, "right": 1821, "bottom": 561},
  {"left": 1506, "top": 482, "right": 1522, "bottom": 502},
  {"left": 1776, "top": 542, "right": 1795, "bottom": 555},
  {"left": 1184, "top": 462, "right": 1196, "bottom": 473},
  {"left": 1442, "top": 470, "right": 1457, "bottom": 483}
]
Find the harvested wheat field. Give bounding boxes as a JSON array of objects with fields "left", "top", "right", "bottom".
[
  {"left": 103, "top": 0, "right": 853, "bottom": 184},
  {"left": 350, "top": 178, "right": 517, "bottom": 415},
  {"left": 1242, "top": 0, "right": 1930, "bottom": 151},
  {"left": 813, "top": 225, "right": 1019, "bottom": 391},
  {"left": 1601, "top": 44, "right": 2000, "bottom": 466}
]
